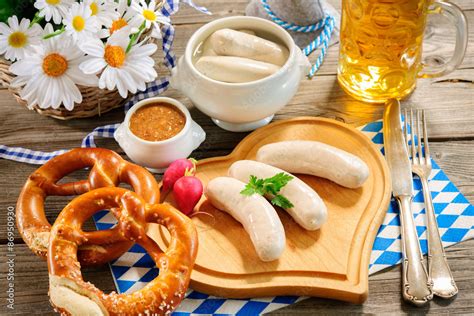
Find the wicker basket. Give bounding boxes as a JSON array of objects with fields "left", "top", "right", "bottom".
[{"left": 0, "top": 57, "right": 129, "bottom": 120}]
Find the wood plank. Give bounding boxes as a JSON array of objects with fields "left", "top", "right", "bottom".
[
  {"left": 451, "top": 0, "right": 474, "bottom": 10},
  {"left": 171, "top": 0, "right": 248, "bottom": 25}
]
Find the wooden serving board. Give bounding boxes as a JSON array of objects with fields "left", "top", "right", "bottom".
[{"left": 151, "top": 117, "right": 392, "bottom": 303}]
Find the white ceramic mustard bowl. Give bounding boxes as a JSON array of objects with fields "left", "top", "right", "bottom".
[{"left": 114, "top": 97, "right": 206, "bottom": 171}]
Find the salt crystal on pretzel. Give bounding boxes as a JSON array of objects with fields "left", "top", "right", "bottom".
[{"left": 48, "top": 187, "right": 198, "bottom": 315}]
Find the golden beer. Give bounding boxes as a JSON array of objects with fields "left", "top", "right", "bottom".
[{"left": 337, "top": 0, "right": 468, "bottom": 103}]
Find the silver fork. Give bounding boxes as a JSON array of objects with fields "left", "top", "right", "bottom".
[{"left": 404, "top": 108, "right": 458, "bottom": 298}]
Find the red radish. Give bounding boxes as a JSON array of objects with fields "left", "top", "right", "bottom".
[
  {"left": 173, "top": 176, "right": 203, "bottom": 215},
  {"left": 162, "top": 158, "right": 196, "bottom": 194}
]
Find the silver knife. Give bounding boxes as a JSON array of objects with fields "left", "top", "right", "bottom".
[{"left": 383, "top": 99, "right": 433, "bottom": 306}]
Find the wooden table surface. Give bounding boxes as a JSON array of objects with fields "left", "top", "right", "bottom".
[{"left": 1, "top": 1, "right": 473, "bottom": 315}]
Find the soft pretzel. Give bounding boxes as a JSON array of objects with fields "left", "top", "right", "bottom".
[
  {"left": 48, "top": 187, "right": 198, "bottom": 316},
  {"left": 16, "top": 148, "right": 160, "bottom": 265}
]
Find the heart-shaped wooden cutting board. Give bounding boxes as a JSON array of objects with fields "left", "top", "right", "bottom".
[{"left": 151, "top": 117, "right": 391, "bottom": 303}]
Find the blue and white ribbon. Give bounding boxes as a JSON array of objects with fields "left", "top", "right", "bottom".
[
  {"left": 261, "top": 0, "right": 335, "bottom": 78},
  {"left": 0, "top": 0, "right": 210, "bottom": 165}
]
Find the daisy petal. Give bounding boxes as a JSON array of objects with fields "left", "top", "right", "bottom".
[
  {"left": 0, "top": 22, "right": 11, "bottom": 35},
  {"left": 61, "top": 76, "right": 82, "bottom": 110},
  {"left": 115, "top": 74, "right": 128, "bottom": 98},
  {"left": 49, "top": 78, "right": 61, "bottom": 109},
  {"left": 155, "top": 15, "right": 171, "bottom": 25},
  {"left": 40, "top": 77, "right": 53, "bottom": 109},
  {"left": 10, "top": 75, "right": 29, "bottom": 88},
  {"left": 8, "top": 16, "right": 19, "bottom": 30},
  {"left": 10, "top": 58, "right": 42, "bottom": 76},
  {"left": 99, "top": 66, "right": 116, "bottom": 91},
  {"left": 108, "top": 26, "right": 131, "bottom": 49},
  {"left": 67, "top": 67, "right": 99, "bottom": 86},
  {"left": 19, "top": 18, "right": 29, "bottom": 30},
  {"left": 129, "top": 43, "right": 157, "bottom": 59},
  {"left": 118, "top": 67, "right": 137, "bottom": 94},
  {"left": 80, "top": 57, "right": 106, "bottom": 75},
  {"left": 80, "top": 39, "right": 105, "bottom": 57}
]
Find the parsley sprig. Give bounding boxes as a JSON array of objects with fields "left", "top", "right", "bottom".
[{"left": 240, "top": 173, "right": 295, "bottom": 209}]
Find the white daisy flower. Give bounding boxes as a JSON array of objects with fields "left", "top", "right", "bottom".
[
  {"left": 63, "top": 2, "right": 100, "bottom": 43},
  {"left": 34, "top": 0, "right": 74, "bottom": 24},
  {"left": 79, "top": 27, "right": 158, "bottom": 98},
  {"left": 0, "top": 16, "right": 43, "bottom": 61},
  {"left": 9, "top": 31, "right": 98, "bottom": 110},
  {"left": 84, "top": 0, "right": 119, "bottom": 28},
  {"left": 129, "top": 0, "right": 170, "bottom": 37},
  {"left": 100, "top": 0, "right": 136, "bottom": 38}
]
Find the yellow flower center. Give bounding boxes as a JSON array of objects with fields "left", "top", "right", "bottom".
[
  {"left": 143, "top": 9, "right": 156, "bottom": 21},
  {"left": 42, "top": 53, "right": 68, "bottom": 77},
  {"left": 109, "top": 18, "right": 128, "bottom": 34},
  {"left": 8, "top": 32, "right": 27, "bottom": 48},
  {"left": 90, "top": 2, "right": 99, "bottom": 16},
  {"left": 46, "top": 0, "right": 61, "bottom": 5},
  {"left": 104, "top": 45, "right": 126, "bottom": 68},
  {"left": 72, "top": 16, "right": 86, "bottom": 32}
]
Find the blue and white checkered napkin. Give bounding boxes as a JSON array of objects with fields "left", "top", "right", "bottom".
[{"left": 92, "top": 119, "right": 473, "bottom": 315}]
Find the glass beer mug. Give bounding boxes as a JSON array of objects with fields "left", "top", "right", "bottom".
[{"left": 337, "top": 0, "right": 468, "bottom": 103}]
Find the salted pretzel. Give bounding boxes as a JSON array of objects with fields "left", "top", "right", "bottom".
[
  {"left": 48, "top": 187, "right": 198, "bottom": 315},
  {"left": 16, "top": 148, "right": 160, "bottom": 265}
]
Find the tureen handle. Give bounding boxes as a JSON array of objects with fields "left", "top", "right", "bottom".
[
  {"left": 169, "top": 57, "right": 184, "bottom": 91},
  {"left": 190, "top": 120, "right": 206, "bottom": 150},
  {"left": 113, "top": 123, "right": 126, "bottom": 146},
  {"left": 296, "top": 49, "right": 311, "bottom": 80}
]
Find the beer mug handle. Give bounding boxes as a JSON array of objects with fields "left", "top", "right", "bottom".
[{"left": 418, "top": 1, "right": 468, "bottom": 78}]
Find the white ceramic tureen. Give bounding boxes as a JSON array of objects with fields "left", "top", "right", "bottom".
[{"left": 170, "top": 16, "right": 310, "bottom": 132}]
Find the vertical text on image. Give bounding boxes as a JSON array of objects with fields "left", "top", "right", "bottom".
[{"left": 6, "top": 206, "right": 15, "bottom": 310}]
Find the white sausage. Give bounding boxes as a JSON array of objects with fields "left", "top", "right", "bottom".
[
  {"left": 257, "top": 141, "right": 370, "bottom": 189},
  {"left": 205, "top": 177, "right": 285, "bottom": 261},
  {"left": 206, "top": 28, "right": 289, "bottom": 66},
  {"left": 201, "top": 40, "right": 217, "bottom": 56},
  {"left": 236, "top": 29, "right": 256, "bottom": 35},
  {"left": 201, "top": 30, "right": 256, "bottom": 57},
  {"left": 228, "top": 160, "right": 327, "bottom": 231},
  {"left": 195, "top": 56, "right": 280, "bottom": 83}
]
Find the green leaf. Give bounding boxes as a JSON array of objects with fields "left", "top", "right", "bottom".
[
  {"left": 271, "top": 194, "right": 294, "bottom": 209},
  {"left": 262, "top": 173, "right": 293, "bottom": 195},
  {"left": 240, "top": 186, "right": 256, "bottom": 196},
  {"left": 240, "top": 175, "right": 258, "bottom": 196},
  {"left": 239, "top": 172, "right": 294, "bottom": 208},
  {"left": 272, "top": 194, "right": 295, "bottom": 209}
]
